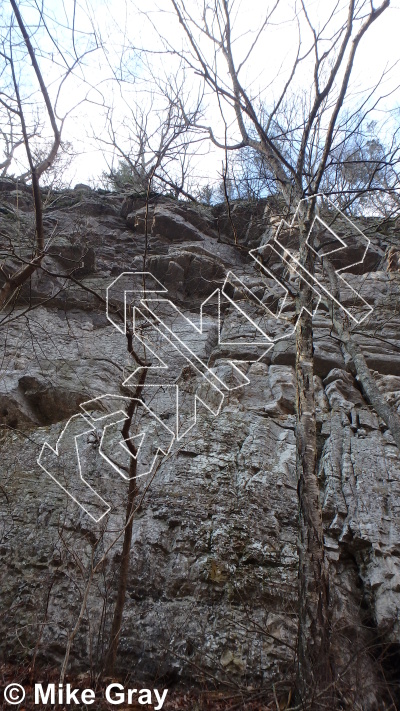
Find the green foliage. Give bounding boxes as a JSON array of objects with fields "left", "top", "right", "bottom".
[
  {"left": 196, "top": 184, "right": 214, "bottom": 205},
  {"left": 341, "top": 137, "right": 386, "bottom": 188},
  {"left": 102, "top": 159, "right": 149, "bottom": 193}
]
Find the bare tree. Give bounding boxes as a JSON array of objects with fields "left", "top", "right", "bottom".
[
  {"left": 0, "top": 1, "right": 62, "bottom": 310},
  {"left": 0, "top": 105, "right": 32, "bottom": 177},
  {"left": 0, "top": 0, "right": 100, "bottom": 311},
  {"left": 2, "top": 1, "right": 399, "bottom": 702},
  {"left": 147, "top": 0, "right": 398, "bottom": 706},
  {"left": 95, "top": 59, "right": 205, "bottom": 201}
]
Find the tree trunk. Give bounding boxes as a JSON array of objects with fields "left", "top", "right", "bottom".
[
  {"left": 104, "top": 368, "right": 147, "bottom": 676},
  {"left": 324, "top": 256, "right": 400, "bottom": 452},
  {"left": 104, "top": 463, "right": 138, "bottom": 676},
  {"left": 295, "top": 234, "right": 333, "bottom": 708},
  {"left": 343, "top": 336, "right": 400, "bottom": 450}
]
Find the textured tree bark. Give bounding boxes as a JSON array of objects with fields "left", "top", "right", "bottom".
[
  {"left": 295, "top": 231, "right": 333, "bottom": 708},
  {"left": 104, "top": 463, "right": 138, "bottom": 676},
  {"left": 104, "top": 367, "right": 147, "bottom": 676},
  {"left": 0, "top": 2, "right": 62, "bottom": 312}
]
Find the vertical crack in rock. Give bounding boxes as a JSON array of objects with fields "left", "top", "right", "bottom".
[{"left": 1, "top": 185, "right": 400, "bottom": 699}]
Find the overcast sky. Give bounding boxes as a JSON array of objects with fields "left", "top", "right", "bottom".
[{"left": 3, "top": 0, "right": 400, "bottom": 189}]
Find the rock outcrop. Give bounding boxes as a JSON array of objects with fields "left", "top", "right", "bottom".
[{"left": 1, "top": 182, "right": 400, "bottom": 703}]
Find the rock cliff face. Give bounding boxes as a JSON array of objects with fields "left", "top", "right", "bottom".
[{"left": 1, "top": 181, "right": 400, "bottom": 701}]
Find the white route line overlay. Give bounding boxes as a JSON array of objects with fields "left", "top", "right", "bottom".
[{"left": 37, "top": 194, "right": 373, "bottom": 520}]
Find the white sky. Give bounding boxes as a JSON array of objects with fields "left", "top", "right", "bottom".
[{"left": 4, "top": 0, "right": 400, "bottom": 188}]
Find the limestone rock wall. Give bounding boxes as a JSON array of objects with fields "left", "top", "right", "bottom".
[{"left": 1, "top": 181, "right": 400, "bottom": 699}]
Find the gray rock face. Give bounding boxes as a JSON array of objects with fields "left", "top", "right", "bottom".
[{"left": 1, "top": 186, "right": 400, "bottom": 701}]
